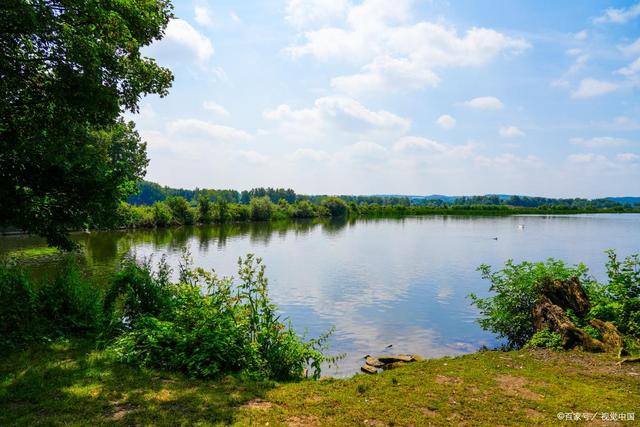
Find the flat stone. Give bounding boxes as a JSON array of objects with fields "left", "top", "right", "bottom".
[
  {"left": 361, "top": 364, "right": 378, "bottom": 374},
  {"left": 377, "top": 354, "right": 414, "bottom": 364},
  {"left": 365, "top": 356, "right": 385, "bottom": 368}
]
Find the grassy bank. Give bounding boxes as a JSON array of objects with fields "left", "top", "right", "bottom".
[{"left": 1, "top": 339, "right": 638, "bottom": 426}]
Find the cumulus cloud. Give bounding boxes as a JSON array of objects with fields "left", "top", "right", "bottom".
[
  {"left": 263, "top": 96, "right": 411, "bottom": 135},
  {"left": 436, "top": 114, "right": 456, "bottom": 130},
  {"left": 594, "top": 2, "right": 640, "bottom": 24},
  {"left": 618, "top": 153, "right": 640, "bottom": 162},
  {"left": 499, "top": 126, "right": 525, "bottom": 138},
  {"left": 285, "top": 0, "right": 349, "bottom": 28},
  {"left": 475, "top": 153, "right": 542, "bottom": 169},
  {"left": 194, "top": 6, "right": 213, "bottom": 27},
  {"left": 574, "top": 30, "right": 588, "bottom": 40},
  {"left": 285, "top": 0, "right": 529, "bottom": 93},
  {"left": 235, "top": 150, "right": 270, "bottom": 164},
  {"left": 463, "top": 96, "right": 504, "bottom": 110},
  {"left": 150, "top": 19, "right": 214, "bottom": 63},
  {"left": 617, "top": 57, "right": 640, "bottom": 76},
  {"left": 620, "top": 38, "right": 640, "bottom": 56},
  {"left": 288, "top": 148, "right": 333, "bottom": 162},
  {"left": 203, "top": 101, "right": 230, "bottom": 118},
  {"left": 571, "top": 78, "right": 618, "bottom": 99},
  {"left": 393, "top": 136, "right": 447, "bottom": 153},
  {"left": 167, "top": 119, "right": 251, "bottom": 141},
  {"left": 570, "top": 136, "right": 627, "bottom": 147}
]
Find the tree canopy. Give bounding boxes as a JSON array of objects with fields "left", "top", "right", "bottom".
[{"left": 0, "top": 0, "right": 174, "bottom": 249}]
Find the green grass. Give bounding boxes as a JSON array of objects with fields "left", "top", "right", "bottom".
[
  {"left": 6, "top": 247, "right": 60, "bottom": 259},
  {"left": 1, "top": 339, "right": 638, "bottom": 426}
]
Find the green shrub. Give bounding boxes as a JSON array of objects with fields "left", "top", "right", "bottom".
[
  {"left": 166, "top": 197, "right": 196, "bottom": 225},
  {"left": 250, "top": 196, "right": 273, "bottom": 221},
  {"left": 469, "top": 259, "right": 589, "bottom": 349},
  {"left": 291, "top": 200, "right": 316, "bottom": 218},
  {"left": 38, "top": 259, "right": 103, "bottom": 335},
  {"left": 524, "top": 329, "right": 563, "bottom": 350},
  {"left": 0, "top": 259, "right": 38, "bottom": 346},
  {"left": 107, "top": 252, "right": 333, "bottom": 380},
  {"left": 321, "top": 197, "right": 348, "bottom": 217},
  {"left": 600, "top": 250, "right": 640, "bottom": 337},
  {"left": 152, "top": 201, "right": 173, "bottom": 227}
]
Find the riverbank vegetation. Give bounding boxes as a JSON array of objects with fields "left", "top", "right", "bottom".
[
  {"left": 111, "top": 191, "right": 640, "bottom": 231},
  {"left": 0, "top": 252, "right": 334, "bottom": 381}
]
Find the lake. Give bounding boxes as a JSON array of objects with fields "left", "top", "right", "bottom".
[{"left": 2, "top": 214, "right": 640, "bottom": 376}]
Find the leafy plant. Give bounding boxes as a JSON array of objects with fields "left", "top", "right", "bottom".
[
  {"left": 469, "top": 259, "right": 589, "bottom": 349},
  {"left": 524, "top": 329, "right": 563, "bottom": 351}
]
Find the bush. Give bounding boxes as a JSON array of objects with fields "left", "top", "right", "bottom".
[
  {"left": 523, "top": 329, "right": 563, "bottom": 350},
  {"left": 321, "top": 197, "right": 348, "bottom": 217},
  {"left": 291, "top": 200, "right": 316, "bottom": 218},
  {"left": 0, "top": 259, "right": 38, "bottom": 346},
  {"left": 469, "top": 259, "right": 589, "bottom": 349},
  {"left": 152, "top": 201, "right": 173, "bottom": 227},
  {"left": 250, "top": 196, "right": 273, "bottom": 221},
  {"left": 0, "top": 257, "right": 102, "bottom": 348},
  {"left": 38, "top": 259, "right": 103, "bottom": 335},
  {"left": 107, "top": 252, "right": 333, "bottom": 380},
  {"left": 166, "top": 197, "right": 196, "bottom": 225},
  {"left": 588, "top": 250, "right": 640, "bottom": 337}
]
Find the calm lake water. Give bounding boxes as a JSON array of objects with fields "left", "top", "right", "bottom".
[{"left": 2, "top": 214, "right": 640, "bottom": 375}]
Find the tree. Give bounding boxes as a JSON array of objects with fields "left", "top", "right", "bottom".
[
  {"left": 250, "top": 197, "right": 273, "bottom": 221},
  {"left": 197, "top": 196, "right": 212, "bottom": 224},
  {"left": 0, "top": 0, "right": 174, "bottom": 249},
  {"left": 166, "top": 197, "right": 195, "bottom": 226},
  {"left": 321, "top": 197, "right": 348, "bottom": 217}
]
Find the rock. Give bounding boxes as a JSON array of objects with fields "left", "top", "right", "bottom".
[
  {"left": 532, "top": 297, "right": 606, "bottom": 352},
  {"left": 361, "top": 364, "right": 378, "bottom": 374},
  {"left": 381, "top": 362, "right": 406, "bottom": 370},
  {"left": 540, "top": 276, "right": 590, "bottom": 318},
  {"left": 410, "top": 354, "right": 425, "bottom": 361},
  {"left": 589, "top": 319, "right": 624, "bottom": 353},
  {"left": 377, "top": 355, "right": 414, "bottom": 364},
  {"left": 364, "top": 355, "right": 385, "bottom": 368}
]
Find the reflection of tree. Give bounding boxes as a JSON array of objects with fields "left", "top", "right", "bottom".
[{"left": 321, "top": 217, "right": 349, "bottom": 236}]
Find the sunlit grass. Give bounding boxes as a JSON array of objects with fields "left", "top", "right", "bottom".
[{"left": 1, "top": 339, "right": 638, "bottom": 426}]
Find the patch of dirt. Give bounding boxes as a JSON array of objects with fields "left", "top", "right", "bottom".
[
  {"left": 287, "top": 415, "right": 320, "bottom": 426},
  {"left": 495, "top": 375, "right": 544, "bottom": 401},
  {"left": 304, "top": 395, "right": 323, "bottom": 403},
  {"left": 152, "top": 388, "right": 174, "bottom": 402},
  {"left": 524, "top": 408, "right": 544, "bottom": 419},
  {"left": 435, "top": 375, "right": 463, "bottom": 385},
  {"left": 420, "top": 407, "right": 437, "bottom": 417},
  {"left": 241, "top": 399, "right": 273, "bottom": 410},
  {"left": 109, "top": 401, "right": 136, "bottom": 421},
  {"left": 363, "top": 419, "right": 386, "bottom": 426}
]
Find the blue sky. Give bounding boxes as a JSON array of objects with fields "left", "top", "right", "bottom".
[{"left": 129, "top": 0, "right": 640, "bottom": 197}]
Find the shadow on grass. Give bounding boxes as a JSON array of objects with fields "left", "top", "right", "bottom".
[{"left": 0, "top": 339, "right": 275, "bottom": 425}]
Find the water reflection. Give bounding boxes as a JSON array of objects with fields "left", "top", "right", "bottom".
[{"left": 3, "top": 214, "right": 640, "bottom": 375}]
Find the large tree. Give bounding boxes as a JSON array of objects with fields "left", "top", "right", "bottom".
[{"left": 0, "top": 0, "right": 174, "bottom": 249}]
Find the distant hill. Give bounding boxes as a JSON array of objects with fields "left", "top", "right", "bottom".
[{"left": 608, "top": 197, "right": 640, "bottom": 205}]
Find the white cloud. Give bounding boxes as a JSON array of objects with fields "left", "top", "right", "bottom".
[
  {"left": 463, "top": 96, "right": 504, "bottom": 110},
  {"left": 475, "top": 153, "right": 541, "bottom": 169},
  {"left": 263, "top": 96, "right": 411, "bottom": 135},
  {"left": 550, "top": 79, "right": 570, "bottom": 88},
  {"left": 618, "top": 153, "right": 640, "bottom": 162},
  {"left": 167, "top": 119, "right": 251, "bottom": 141},
  {"left": 235, "top": 150, "right": 270, "bottom": 164},
  {"left": 571, "top": 78, "right": 618, "bottom": 99},
  {"left": 436, "top": 114, "right": 456, "bottom": 130},
  {"left": 288, "top": 148, "right": 332, "bottom": 162},
  {"left": 570, "top": 136, "right": 627, "bottom": 147},
  {"left": 568, "top": 53, "right": 589, "bottom": 73},
  {"left": 194, "top": 6, "right": 213, "bottom": 27},
  {"left": 499, "top": 126, "right": 525, "bottom": 138},
  {"left": 203, "top": 101, "right": 230, "bottom": 118},
  {"left": 568, "top": 153, "right": 598, "bottom": 163},
  {"left": 617, "top": 57, "right": 640, "bottom": 76},
  {"left": 594, "top": 2, "right": 640, "bottom": 24},
  {"left": 286, "top": 0, "right": 529, "bottom": 93},
  {"left": 153, "top": 19, "right": 214, "bottom": 63},
  {"left": 285, "top": 0, "right": 349, "bottom": 28},
  {"left": 341, "top": 141, "right": 388, "bottom": 161},
  {"left": 230, "top": 11, "right": 241, "bottom": 23},
  {"left": 621, "top": 38, "right": 640, "bottom": 56},
  {"left": 393, "top": 136, "right": 447, "bottom": 153},
  {"left": 574, "top": 30, "right": 588, "bottom": 40}
]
